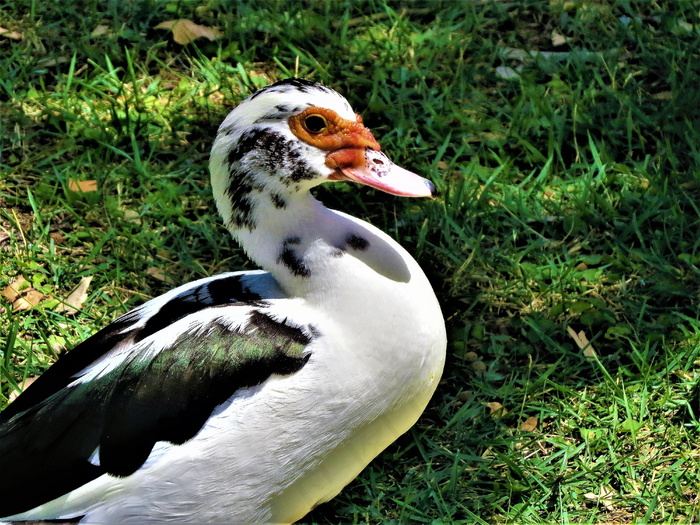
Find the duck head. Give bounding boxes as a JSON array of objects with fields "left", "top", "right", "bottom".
[{"left": 209, "top": 78, "right": 436, "bottom": 233}]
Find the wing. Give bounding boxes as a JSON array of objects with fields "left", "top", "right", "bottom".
[
  {"left": 0, "top": 272, "right": 311, "bottom": 518},
  {"left": 0, "top": 270, "right": 283, "bottom": 420}
]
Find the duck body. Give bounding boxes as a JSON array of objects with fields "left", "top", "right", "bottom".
[{"left": 0, "top": 78, "right": 446, "bottom": 523}]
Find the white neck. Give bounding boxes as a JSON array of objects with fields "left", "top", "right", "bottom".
[{"left": 232, "top": 191, "right": 414, "bottom": 302}]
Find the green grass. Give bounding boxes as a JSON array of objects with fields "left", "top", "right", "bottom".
[{"left": 2, "top": 0, "right": 700, "bottom": 522}]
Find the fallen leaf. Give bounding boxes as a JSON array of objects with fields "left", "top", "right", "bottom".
[
  {"left": 8, "top": 376, "right": 39, "bottom": 403},
  {"left": 55, "top": 276, "right": 93, "bottom": 315},
  {"left": 2, "top": 276, "right": 53, "bottom": 311},
  {"left": 652, "top": 91, "right": 673, "bottom": 100},
  {"left": 50, "top": 231, "right": 65, "bottom": 244},
  {"left": 584, "top": 486, "right": 616, "bottom": 511},
  {"left": 155, "top": 19, "right": 222, "bottom": 45},
  {"left": 520, "top": 416, "right": 538, "bottom": 432},
  {"left": 551, "top": 30, "right": 568, "bottom": 47},
  {"left": 485, "top": 401, "right": 507, "bottom": 418},
  {"left": 13, "top": 289, "right": 45, "bottom": 311},
  {"left": 90, "top": 24, "right": 111, "bottom": 37},
  {"left": 567, "top": 326, "right": 596, "bottom": 358},
  {"left": 0, "top": 27, "right": 23, "bottom": 40},
  {"left": 122, "top": 209, "right": 141, "bottom": 224},
  {"left": 2, "top": 276, "right": 29, "bottom": 302},
  {"left": 68, "top": 179, "right": 98, "bottom": 193},
  {"left": 146, "top": 266, "right": 176, "bottom": 285}
]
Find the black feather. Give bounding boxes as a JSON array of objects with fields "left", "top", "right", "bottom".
[{"left": 0, "top": 277, "right": 311, "bottom": 518}]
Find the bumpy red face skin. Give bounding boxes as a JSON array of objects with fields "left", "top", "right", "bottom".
[
  {"left": 288, "top": 107, "right": 380, "bottom": 160},
  {"left": 289, "top": 106, "right": 435, "bottom": 198}
]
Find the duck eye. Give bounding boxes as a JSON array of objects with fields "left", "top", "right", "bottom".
[{"left": 303, "top": 114, "right": 328, "bottom": 134}]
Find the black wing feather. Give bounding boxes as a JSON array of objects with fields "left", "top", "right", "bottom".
[
  {"left": 0, "top": 274, "right": 261, "bottom": 422},
  {"left": 0, "top": 283, "right": 311, "bottom": 518}
]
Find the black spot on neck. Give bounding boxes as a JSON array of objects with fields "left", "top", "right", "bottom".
[
  {"left": 270, "top": 192, "right": 287, "bottom": 209},
  {"left": 278, "top": 237, "right": 309, "bottom": 277},
  {"left": 225, "top": 170, "right": 255, "bottom": 230},
  {"left": 346, "top": 234, "right": 370, "bottom": 251}
]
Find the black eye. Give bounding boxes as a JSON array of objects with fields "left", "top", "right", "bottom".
[{"left": 303, "top": 114, "right": 328, "bottom": 134}]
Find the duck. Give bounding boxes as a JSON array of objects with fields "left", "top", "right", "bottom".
[{"left": 0, "top": 78, "right": 446, "bottom": 524}]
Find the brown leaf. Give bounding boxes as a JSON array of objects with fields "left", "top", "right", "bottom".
[
  {"left": 485, "top": 401, "right": 507, "bottom": 418},
  {"left": 520, "top": 416, "right": 538, "bottom": 432},
  {"left": 584, "top": 486, "right": 616, "bottom": 511},
  {"left": 551, "top": 30, "right": 568, "bottom": 47},
  {"left": 652, "top": 91, "right": 673, "bottom": 100},
  {"left": 146, "top": 266, "right": 176, "bottom": 285},
  {"left": 567, "top": 326, "right": 596, "bottom": 359},
  {"left": 0, "top": 27, "right": 23, "bottom": 40},
  {"left": 50, "top": 231, "right": 65, "bottom": 244},
  {"left": 13, "top": 289, "right": 45, "bottom": 311},
  {"left": 68, "top": 179, "right": 98, "bottom": 193},
  {"left": 155, "top": 19, "right": 222, "bottom": 45},
  {"left": 90, "top": 24, "right": 111, "bottom": 37},
  {"left": 55, "top": 276, "right": 93, "bottom": 315},
  {"left": 2, "top": 276, "right": 53, "bottom": 311},
  {"left": 2, "top": 276, "right": 29, "bottom": 302},
  {"left": 122, "top": 209, "right": 141, "bottom": 225}
]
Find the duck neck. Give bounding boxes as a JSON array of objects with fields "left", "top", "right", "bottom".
[
  {"left": 228, "top": 188, "right": 416, "bottom": 305},
  {"left": 231, "top": 190, "right": 347, "bottom": 297}
]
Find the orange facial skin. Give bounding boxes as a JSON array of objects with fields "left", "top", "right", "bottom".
[{"left": 288, "top": 107, "right": 380, "bottom": 171}]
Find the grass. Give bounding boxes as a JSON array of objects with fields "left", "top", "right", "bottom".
[{"left": 2, "top": 0, "right": 700, "bottom": 522}]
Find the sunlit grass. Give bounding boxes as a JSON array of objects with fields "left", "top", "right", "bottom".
[{"left": 1, "top": 0, "right": 700, "bottom": 522}]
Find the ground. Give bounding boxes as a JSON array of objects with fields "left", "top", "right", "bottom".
[{"left": 1, "top": 1, "right": 699, "bottom": 522}]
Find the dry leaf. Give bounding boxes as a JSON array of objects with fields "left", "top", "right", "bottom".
[
  {"left": 0, "top": 27, "right": 23, "bottom": 40},
  {"left": 8, "top": 376, "right": 39, "bottom": 403},
  {"left": 486, "top": 401, "right": 507, "bottom": 418},
  {"left": 55, "top": 276, "right": 93, "bottom": 315},
  {"left": 520, "top": 416, "right": 538, "bottom": 432},
  {"left": 123, "top": 209, "right": 141, "bottom": 224},
  {"left": 146, "top": 266, "right": 175, "bottom": 285},
  {"left": 2, "top": 276, "right": 29, "bottom": 302},
  {"left": 551, "top": 31, "right": 568, "bottom": 47},
  {"left": 50, "top": 231, "right": 65, "bottom": 244},
  {"left": 155, "top": 19, "right": 222, "bottom": 45},
  {"left": 584, "top": 486, "right": 616, "bottom": 511},
  {"left": 652, "top": 91, "right": 673, "bottom": 100},
  {"left": 2, "top": 276, "right": 52, "bottom": 311},
  {"left": 91, "top": 24, "right": 111, "bottom": 37},
  {"left": 567, "top": 326, "right": 596, "bottom": 358},
  {"left": 68, "top": 179, "right": 98, "bottom": 193},
  {"left": 13, "top": 289, "right": 45, "bottom": 311}
]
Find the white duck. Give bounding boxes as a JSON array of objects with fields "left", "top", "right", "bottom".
[{"left": 0, "top": 78, "right": 446, "bottom": 523}]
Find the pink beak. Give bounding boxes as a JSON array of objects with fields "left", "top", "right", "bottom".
[{"left": 326, "top": 148, "right": 436, "bottom": 198}]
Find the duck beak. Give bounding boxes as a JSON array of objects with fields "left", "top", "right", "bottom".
[{"left": 326, "top": 147, "right": 437, "bottom": 198}]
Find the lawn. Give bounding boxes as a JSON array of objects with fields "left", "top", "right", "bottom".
[{"left": 1, "top": 0, "right": 700, "bottom": 522}]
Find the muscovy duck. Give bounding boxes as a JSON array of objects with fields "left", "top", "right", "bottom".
[{"left": 0, "top": 78, "right": 446, "bottom": 523}]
